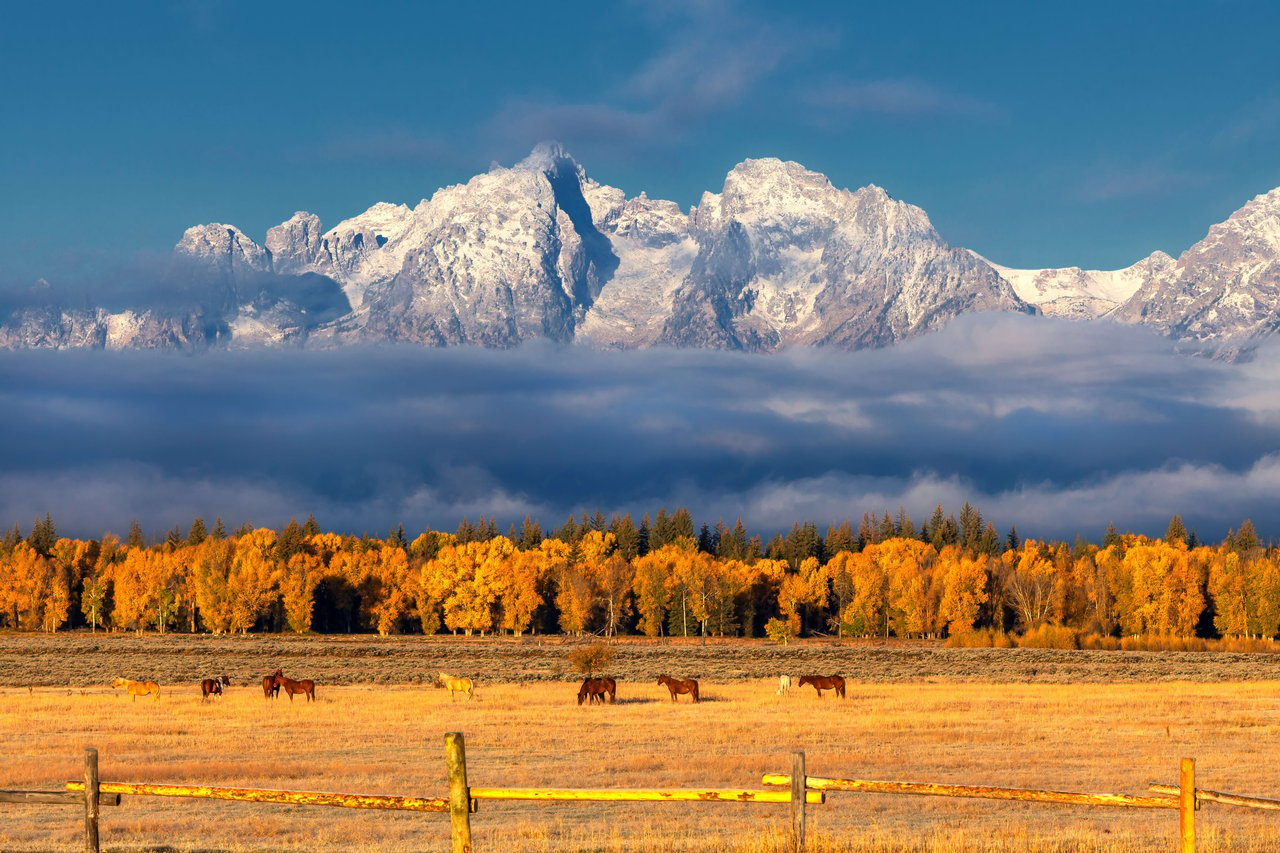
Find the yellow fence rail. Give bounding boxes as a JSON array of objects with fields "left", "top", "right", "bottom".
[{"left": 8, "top": 740, "right": 1280, "bottom": 853}]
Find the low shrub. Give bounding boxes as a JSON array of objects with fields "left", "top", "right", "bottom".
[
  {"left": 567, "top": 643, "right": 616, "bottom": 676},
  {"left": 1015, "top": 625, "right": 1079, "bottom": 650}
]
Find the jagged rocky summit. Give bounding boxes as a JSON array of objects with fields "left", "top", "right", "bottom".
[{"left": 4, "top": 144, "right": 1280, "bottom": 359}]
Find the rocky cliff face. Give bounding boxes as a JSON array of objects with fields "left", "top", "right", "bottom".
[
  {"left": 65, "top": 145, "right": 1280, "bottom": 355},
  {"left": 1108, "top": 188, "right": 1280, "bottom": 357}
]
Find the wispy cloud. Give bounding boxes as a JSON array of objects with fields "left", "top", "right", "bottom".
[
  {"left": 1075, "top": 164, "right": 1211, "bottom": 203},
  {"left": 804, "top": 78, "right": 1001, "bottom": 119},
  {"left": 485, "top": 2, "right": 827, "bottom": 156}
]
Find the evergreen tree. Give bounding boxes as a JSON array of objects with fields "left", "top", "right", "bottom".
[
  {"left": 28, "top": 512, "right": 57, "bottom": 558},
  {"left": 1166, "top": 515, "right": 1188, "bottom": 546},
  {"left": 234, "top": 520, "right": 253, "bottom": 537},
  {"left": 717, "top": 518, "right": 751, "bottom": 560},
  {"left": 388, "top": 523, "right": 407, "bottom": 549},
  {"left": 277, "top": 518, "right": 306, "bottom": 561},
  {"left": 765, "top": 534, "right": 787, "bottom": 561},
  {"left": 127, "top": 519, "right": 145, "bottom": 548},
  {"left": 211, "top": 517, "right": 227, "bottom": 540},
  {"left": 857, "top": 512, "right": 876, "bottom": 548},
  {"left": 1006, "top": 524, "right": 1021, "bottom": 552},
  {"left": 187, "top": 517, "right": 207, "bottom": 546},
  {"left": 878, "top": 512, "right": 896, "bottom": 542},
  {"left": 556, "top": 514, "right": 579, "bottom": 544},
  {"left": 1103, "top": 521, "right": 1120, "bottom": 547},
  {"left": 651, "top": 508, "right": 672, "bottom": 550},
  {"left": 979, "top": 522, "right": 1002, "bottom": 555},
  {"left": 894, "top": 508, "right": 916, "bottom": 541},
  {"left": 589, "top": 510, "right": 607, "bottom": 532},
  {"left": 520, "top": 516, "right": 545, "bottom": 550},
  {"left": 164, "top": 525, "right": 182, "bottom": 549},
  {"left": 926, "top": 505, "right": 947, "bottom": 547},
  {"left": 302, "top": 514, "right": 321, "bottom": 537},
  {"left": 456, "top": 517, "right": 477, "bottom": 544},
  {"left": 1234, "top": 519, "right": 1260, "bottom": 552},
  {"left": 2, "top": 523, "right": 22, "bottom": 552},
  {"left": 826, "top": 521, "right": 856, "bottom": 556},
  {"left": 610, "top": 514, "right": 639, "bottom": 559},
  {"left": 638, "top": 514, "right": 651, "bottom": 556},
  {"left": 958, "top": 502, "right": 984, "bottom": 551},
  {"left": 697, "top": 522, "right": 718, "bottom": 554},
  {"left": 1187, "top": 528, "right": 1200, "bottom": 549}
]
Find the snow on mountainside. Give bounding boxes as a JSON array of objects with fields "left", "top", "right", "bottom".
[
  {"left": 981, "top": 252, "right": 1174, "bottom": 320},
  {"left": 1110, "top": 187, "right": 1280, "bottom": 357},
  {"left": 7, "top": 144, "right": 1280, "bottom": 358}
]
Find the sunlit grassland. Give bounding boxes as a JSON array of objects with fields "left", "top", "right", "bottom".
[{"left": 4, "top": 677, "right": 1280, "bottom": 851}]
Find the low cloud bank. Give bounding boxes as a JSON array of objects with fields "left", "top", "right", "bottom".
[{"left": 0, "top": 313, "right": 1274, "bottom": 542}]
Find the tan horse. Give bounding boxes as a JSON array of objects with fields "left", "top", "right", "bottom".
[
  {"left": 111, "top": 677, "right": 160, "bottom": 702},
  {"left": 437, "top": 672, "right": 474, "bottom": 700}
]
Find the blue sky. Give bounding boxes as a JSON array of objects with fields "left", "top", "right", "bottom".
[{"left": 4, "top": 0, "right": 1280, "bottom": 283}]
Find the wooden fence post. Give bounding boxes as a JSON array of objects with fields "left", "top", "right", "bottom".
[
  {"left": 445, "top": 732, "right": 472, "bottom": 853},
  {"left": 790, "top": 750, "right": 806, "bottom": 853},
  {"left": 83, "top": 748, "right": 99, "bottom": 853},
  {"left": 1179, "top": 758, "right": 1195, "bottom": 853}
]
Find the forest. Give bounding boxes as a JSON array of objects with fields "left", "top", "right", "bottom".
[{"left": 0, "top": 506, "right": 1276, "bottom": 643}]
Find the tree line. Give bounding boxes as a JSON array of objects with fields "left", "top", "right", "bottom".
[{"left": 0, "top": 508, "right": 1275, "bottom": 641}]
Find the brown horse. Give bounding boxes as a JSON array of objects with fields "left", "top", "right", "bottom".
[
  {"left": 273, "top": 672, "right": 316, "bottom": 702},
  {"left": 577, "top": 676, "right": 616, "bottom": 705},
  {"left": 437, "top": 672, "right": 474, "bottom": 700},
  {"left": 657, "top": 675, "right": 699, "bottom": 703},
  {"left": 201, "top": 675, "right": 230, "bottom": 702},
  {"left": 798, "top": 674, "right": 845, "bottom": 698},
  {"left": 111, "top": 677, "right": 160, "bottom": 702},
  {"left": 262, "top": 669, "right": 282, "bottom": 699}
]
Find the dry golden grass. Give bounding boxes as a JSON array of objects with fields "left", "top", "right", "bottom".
[{"left": 4, "top": 670, "right": 1280, "bottom": 852}]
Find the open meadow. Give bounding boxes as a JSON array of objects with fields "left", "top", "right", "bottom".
[{"left": 4, "top": 636, "right": 1280, "bottom": 851}]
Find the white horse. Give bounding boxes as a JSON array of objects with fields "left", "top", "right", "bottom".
[{"left": 776, "top": 675, "right": 793, "bottom": 695}]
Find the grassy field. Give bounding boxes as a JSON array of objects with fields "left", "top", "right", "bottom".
[{"left": 3, "top": 636, "right": 1280, "bottom": 851}]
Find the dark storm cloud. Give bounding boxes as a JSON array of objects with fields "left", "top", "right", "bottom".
[{"left": 1, "top": 313, "right": 1278, "bottom": 543}]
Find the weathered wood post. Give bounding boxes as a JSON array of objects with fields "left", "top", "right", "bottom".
[
  {"left": 1179, "top": 758, "right": 1195, "bottom": 853},
  {"left": 83, "top": 748, "right": 100, "bottom": 853},
  {"left": 790, "top": 750, "right": 806, "bottom": 853},
  {"left": 445, "top": 732, "right": 472, "bottom": 853}
]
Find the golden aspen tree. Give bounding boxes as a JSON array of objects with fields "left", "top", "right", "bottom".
[
  {"left": 81, "top": 534, "right": 118, "bottom": 633},
  {"left": 1004, "top": 540, "right": 1056, "bottom": 631},
  {"left": 596, "top": 552, "right": 634, "bottom": 637},
  {"left": 828, "top": 549, "right": 888, "bottom": 637},
  {"left": 632, "top": 546, "right": 675, "bottom": 637},
  {"left": 881, "top": 538, "right": 937, "bottom": 637},
  {"left": 937, "top": 550, "right": 990, "bottom": 634},
  {"left": 1208, "top": 549, "right": 1247, "bottom": 637},
  {"left": 192, "top": 538, "right": 235, "bottom": 633},
  {"left": 2, "top": 543, "right": 52, "bottom": 630},
  {"left": 497, "top": 548, "right": 545, "bottom": 635},
  {"left": 227, "top": 529, "right": 280, "bottom": 633},
  {"left": 281, "top": 551, "right": 322, "bottom": 633},
  {"left": 366, "top": 544, "right": 413, "bottom": 636},
  {"left": 1244, "top": 552, "right": 1280, "bottom": 638}
]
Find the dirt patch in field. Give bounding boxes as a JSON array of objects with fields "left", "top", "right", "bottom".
[{"left": 2, "top": 632, "right": 1280, "bottom": 688}]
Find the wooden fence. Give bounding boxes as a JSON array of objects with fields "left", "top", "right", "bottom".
[{"left": 3, "top": 738, "right": 1277, "bottom": 852}]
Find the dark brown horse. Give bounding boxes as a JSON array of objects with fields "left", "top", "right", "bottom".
[
  {"left": 577, "top": 676, "right": 616, "bottom": 705},
  {"left": 262, "top": 669, "right": 282, "bottom": 700},
  {"left": 798, "top": 674, "right": 845, "bottom": 698},
  {"left": 273, "top": 672, "right": 316, "bottom": 702},
  {"left": 657, "top": 675, "right": 699, "bottom": 703},
  {"left": 201, "top": 675, "right": 230, "bottom": 702}
]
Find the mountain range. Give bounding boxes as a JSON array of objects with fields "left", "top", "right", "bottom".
[{"left": 4, "top": 143, "right": 1279, "bottom": 358}]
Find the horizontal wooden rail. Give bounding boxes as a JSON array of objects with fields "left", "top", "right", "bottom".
[
  {"left": 763, "top": 774, "right": 1176, "bottom": 809},
  {"left": 66, "top": 781, "right": 452, "bottom": 812},
  {"left": 470, "top": 787, "right": 825, "bottom": 804},
  {"left": 0, "top": 790, "right": 120, "bottom": 806},
  {"left": 1150, "top": 783, "right": 1280, "bottom": 811}
]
